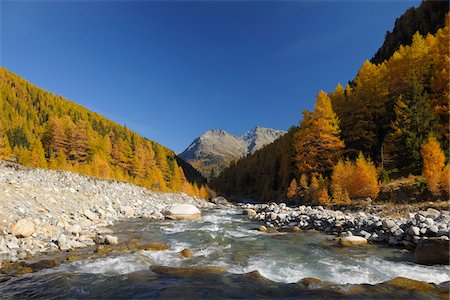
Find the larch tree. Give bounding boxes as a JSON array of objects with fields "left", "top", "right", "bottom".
[
  {"left": 294, "top": 91, "right": 345, "bottom": 176},
  {"left": 287, "top": 178, "right": 298, "bottom": 199},
  {"left": 422, "top": 135, "right": 446, "bottom": 196}
]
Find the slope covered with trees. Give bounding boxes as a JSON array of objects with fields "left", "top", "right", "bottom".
[
  {"left": 372, "top": 0, "right": 449, "bottom": 64},
  {"left": 213, "top": 9, "right": 449, "bottom": 203},
  {"left": 0, "top": 68, "right": 208, "bottom": 198}
]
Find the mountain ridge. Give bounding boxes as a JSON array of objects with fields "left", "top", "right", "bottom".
[{"left": 179, "top": 126, "right": 286, "bottom": 179}]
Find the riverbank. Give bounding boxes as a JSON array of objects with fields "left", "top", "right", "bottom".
[
  {"left": 239, "top": 201, "right": 450, "bottom": 263},
  {"left": 0, "top": 161, "right": 214, "bottom": 266}
]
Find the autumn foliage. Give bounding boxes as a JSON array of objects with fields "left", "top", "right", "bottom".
[
  {"left": 331, "top": 153, "right": 379, "bottom": 201},
  {"left": 422, "top": 135, "right": 447, "bottom": 196},
  {"left": 0, "top": 68, "right": 209, "bottom": 199},
  {"left": 294, "top": 91, "right": 344, "bottom": 176}
]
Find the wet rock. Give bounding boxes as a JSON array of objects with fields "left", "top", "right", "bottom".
[
  {"left": 180, "top": 248, "right": 193, "bottom": 258},
  {"left": 415, "top": 237, "right": 450, "bottom": 265},
  {"left": 243, "top": 209, "right": 257, "bottom": 217},
  {"left": 164, "top": 204, "right": 201, "bottom": 221},
  {"left": 291, "top": 226, "right": 301, "bottom": 232},
  {"left": 135, "top": 243, "right": 170, "bottom": 251},
  {"left": 10, "top": 219, "right": 35, "bottom": 238},
  {"left": 339, "top": 236, "right": 368, "bottom": 247},
  {"left": 27, "top": 259, "right": 56, "bottom": 272},
  {"left": 257, "top": 225, "right": 267, "bottom": 232},
  {"left": 105, "top": 235, "right": 119, "bottom": 245},
  {"left": 150, "top": 266, "right": 228, "bottom": 278},
  {"left": 383, "top": 277, "right": 434, "bottom": 292}
]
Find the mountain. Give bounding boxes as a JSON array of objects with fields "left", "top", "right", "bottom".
[
  {"left": 179, "top": 127, "right": 286, "bottom": 178},
  {"left": 0, "top": 67, "right": 208, "bottom": 197}
]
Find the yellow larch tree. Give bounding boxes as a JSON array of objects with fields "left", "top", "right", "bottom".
[
  {"left": 294, "top": 91, "right": 345, "bottom": 176},
  {"left": 422, "top": 135, "right": 446, "bottom": 196}
]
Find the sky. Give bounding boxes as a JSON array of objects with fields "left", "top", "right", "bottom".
[{"left": 1, "top": 0, "right": 420, "bottom": 153}]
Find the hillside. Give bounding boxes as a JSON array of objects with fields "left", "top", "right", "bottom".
[
  {"left": 213, "top": 9, "right": 449, "bottom": 202},
  {"left": 372, "top": 0, "right": 449, "bottom": 64},
  {"left": 179, "top": 127, "right": 286, "bottom": 179},
  {"left": 0, "top": 68, "right": 208, "bottom": 197}
]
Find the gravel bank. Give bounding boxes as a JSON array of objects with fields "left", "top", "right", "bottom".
[
  {"left": 239, "top": 202, "right": 450, "bottom": 250},
  {"left": 0, "top": 161, "right": 214, "bottom": 265}
]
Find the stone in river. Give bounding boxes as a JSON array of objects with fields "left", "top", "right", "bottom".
[
  {"left": 257, "top": 225, "right": 268, "bottom": 232},
  {"left": 415, "top": 237, "right": 450, "bottom": 265},
  {"left": 164, "top": 204, "right": 201, "bottom": 220},
  {"left": 339, "top": 236, "right": 368, "bottom": 247},
  {"left": 180, "top": 248, "right": 193, "bottom": 258},
  {"left": 105, "top": 235, "right": 119, "bottom": 245},
  {"left": 243, "top": 209, "right": 257, "bottom": 217}
]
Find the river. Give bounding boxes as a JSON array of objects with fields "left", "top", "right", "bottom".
[{"left": 0, "top": 208, "right": 449, "bottom": 299}]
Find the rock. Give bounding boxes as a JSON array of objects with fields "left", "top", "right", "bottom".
[
  {"left": 83, "top": 210, "right": 98, "bottom": 221},
  {"left": 67, "top": 224, "right": 82, "bottom": 235},
  {"left": 164, "top": 204, "right": 201, "bottom": 220},
  {"left": 425, "top": 208, "right": 440, "bottom": 219},
  {"left": 428, "top": 225, "right": 439, "bottom": 235},
  {"left": 424, "top": 218, "right": 434, "bottom": 226},
  {"left": 410, "top": 226, "right": 420, "bottom": 236},
  {"left": 292, "top": 226, "right": 301, "bottom": 232},
  {"left": 415, "top": 237, "right": 450, "bottom": 265},
  {"left": 10, "top": 219, "right": 35, "bottom": 238},
  {"left": 243, "top": 209, "right": 257, "bottom": 217},
  {"left": 266, "top": 212, "right": 278, "bottom": 221},
  {"left": 180, "top": 248, "right": 193, "bottom": 258},
  {"left": 211, "top": 196, "right": 229, "bottom": 205},
  {"left": 150, "top": 266, "right": 228, "bottom": 278},
  {"left": 120, "top": 206, "right": 134, "bottom": 218},
  {"left": 382, "top": 219, "right": 395, "bottom": 230},
  {"left": 339, "top": 236, "right": 368, "bottom": 247},
  {"left": 134, "top": 243, "right": 170, "bottom": 251},
  {"left": 6, "top": 242, "right": 19, "bottom": 250},
  {"left": 257, "top": 225, "right": 267, "bottom": 232},
  {"left": 105, "top": 235, "right": 119, "bottom": 245},
  {"left": 384, "top": 277, "right": 434, "bottom": 292},
  {"left": 57, "top": 234, "right": 71, "bottom": 251}
]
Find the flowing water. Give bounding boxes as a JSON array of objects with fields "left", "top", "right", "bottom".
[{"left": 0, "top": 208, "right": 449, "bottom": 299}]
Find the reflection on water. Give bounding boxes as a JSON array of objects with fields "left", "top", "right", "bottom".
[{"left": 0, "top": 208, "right": 449, "bottom": 299}]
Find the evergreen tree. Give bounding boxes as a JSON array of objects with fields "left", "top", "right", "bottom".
[{"left": 388, "top": 75, "right": 440, "bottom": 173}]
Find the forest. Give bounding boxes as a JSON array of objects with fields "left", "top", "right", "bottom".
[
  {"left": 0, "top": 68, "right": 209, "bottom": 198},
  {"left": 212, "top": 6, "right": 449, "bottom": 204}
]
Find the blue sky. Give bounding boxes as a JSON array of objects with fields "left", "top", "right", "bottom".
[{"left": 1, "top": 0, "right": 419, "bottom": 152}]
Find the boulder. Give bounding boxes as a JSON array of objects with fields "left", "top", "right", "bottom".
[
  {"left": 415, "top": 237, "right": 450, "bottom": 265},
  {"left": 339, "top": 236, "right": 368, "bottom": 247},
  {"left": 164, "top": 204, "right": 201, "bottom": 220},
  {"left": 83, "top": 210, "right": 98, "bottom": 221},
  {"left": 243, "top": 209, "right": 257, "bottom": 217},
  {"left": 180, "top": 248, "right": 193, "bottom": 258},
  {"left": 10, "top": 219, "right": 35, "bottom": 238},
  {"left": 67, "top": 224, "right": 82, "bottom": 235},
  {"left": 257, "top": 225, "right": 267, "bottom": 232},
  {"left": 105, "top": 235, "right": 119, "bottom": 245},
  {"left": 211, "top": 196, "right": 229, "bottom": 205}
]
